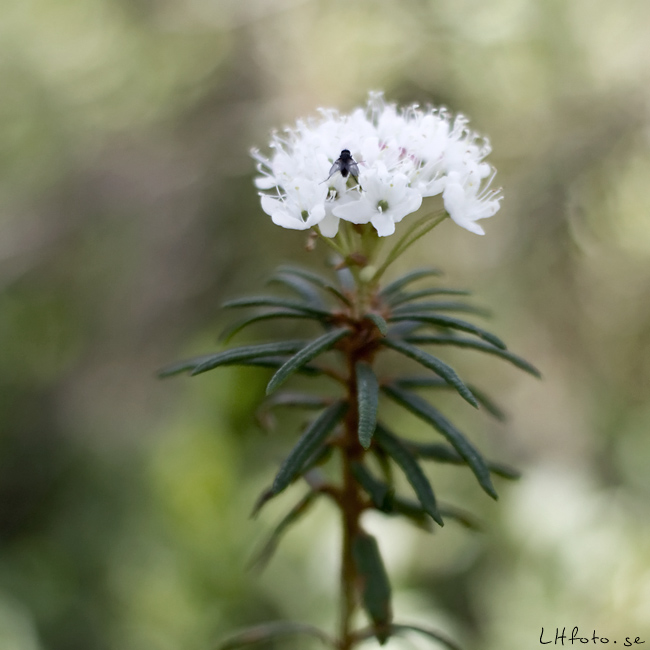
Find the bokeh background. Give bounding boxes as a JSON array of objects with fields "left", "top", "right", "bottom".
[{"left": 2, "top": 1, "right": 650, "bottom": 648}]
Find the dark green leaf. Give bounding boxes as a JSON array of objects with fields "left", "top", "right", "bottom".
[
  {"left": 403, "top": 440, "right": 520, "bottom": 479},
  {"left": 483, "top": 461, "right": 521, "bottom": 480},
  {"left": 272, "top": 402, "right": 348, "bottom": 495},
  {"left": 257, "top": 393, "right": 332, "bottom": 431},
  {"left": 249, "top": 492, "right": 319, "bottom": 570},
  {"left": 392, "top": 301, "right": 490, "bottom": 318},
  {"left": 356, "top": 361, "right": 379, "bottom": 449},
  {"left": 389, "top": 313, "right": 506, "bottom": 349},
  {"left": 385, "top": 287, "right": 471, "bottom": 307},
  {"left": 382, "top": 385, "right": 498, "bottom": 499},
  {"left": 266, "top": 328, "right": 350, "bottom": 394},
  {"left": 390, "top": 624, "right": 463, "bottom": 650},
  {"left": 277, "top": 264, "right": 352, "bottom": 306},
  {"left": 374, "top": 424, "right": 443, "bottom": 526},
  {"left": 380, "top": 268, "right": 443, "bottom": 297},
  {"left": 394, "top": 376, "right": 506, "bottom": 421},
  {"left": 405, "top": 335, "right": 541, "bottom": 377},
  {"left": 236, "top": 357, "right": 322, "bottom": 376},
  {"left": 371, "top": 444, "right": 394, "bottom": 486},
  {"left": 158, "top": 340, "right": 306, "bottom": 377},
  {"left": 351, "top": 462, "right": 392, "bottom": 511},
  {"left": 384, "top": 495, "right": 433, "bottom": 531},
  {"left": 267, "top": 273, "right": 325, "bottom": 307},
  {"left": 217, "top": 621, "right": 336, "bottom": 650},
  {"left": 438, "top": 503, "right": 482, "bottom": 531},
  {"left": 364, "top": 312, "right": 388, "bottom": 336},
  {"left": 352, "top": 532, "right": 393, "bottom": 643},
  {"left": 263, "top": 392, "right": 332, "bottom": 410},
  {"left": 220, "top": 311, "right": 319, "bottom": 343},
  {"left": 157, "top": 353, "right": 222, "bottom": 378},
  {"left": 222, "top": 295, "right": 332, "bottom": 319},
  {"left": 301, "top": 444, "right": 335, "bottom": 476},
  {"left": 381, "top": 338, "right": 478, "bottom": 408}
]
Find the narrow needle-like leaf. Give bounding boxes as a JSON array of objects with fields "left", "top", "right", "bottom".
[
  {"left": 394, "top": 376, "right": 506, "bottom": 421},
  {"left": 392, "top": 301, "right": 491, "bottom": 318},
  {"left": 402, "top": 440, "right": 521, "bottom": 479},
  {"left": 222, "top": 296, "right": 332, "bottom": 319},
  {"left": 351, "top": 462, "right": 392, "bottom": 511},
  {"left": 405, "top": 334, "right": 541, "bottom": 377},
  {"left": 277, "top": 265, "right": 352, "bottom": 306},
  {"left": 385, "top": 287, "right": 471, "bottom": 307},
  {"left": 352, "top": 532, "right": 393, "bottom": 643},
  {"left": 380, "top": 268, "right": 443, "bottom": 297},
  {"left": 266, "top": 328, "right": 350, "bottom": 394},
  {"left": 389, "top": 313, "right": 506, "bottom": 349},
  {"left": 382, "top": 385, "right": 497, "bottom": 499},
  {"left": 158, "top": 340, "right": 306, "bottom": 377},
  {"left": 272, "top": 401, "right": 348, "bottom": 495},
  {"left": 381, "top": 338, "right": 478, "bottom": 408},
  {"left": 374, "top": 424, "right": 443, "bottom": 526},
  {"left": 356, "top": 361, "right": 379, "bottom": 449},
  {"left": 249, "top": 491, "right": 319, "bottom": 570},
  {"left": 220, "top": 311, "right": 318, "bottom": 343},
  {"left": 267, "top": 273, "right": 324, "bottom": 307},
  {"left": 364, "top": 312, "right": 388, "bottom": 336}
]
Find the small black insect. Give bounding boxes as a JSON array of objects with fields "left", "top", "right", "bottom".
[{"left": 325, "top": 149, "right": 360, "bottom": 182}]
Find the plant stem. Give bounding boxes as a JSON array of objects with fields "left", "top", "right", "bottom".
[{"left": 338, "top": 333, "right": 367, "bottom": 649}]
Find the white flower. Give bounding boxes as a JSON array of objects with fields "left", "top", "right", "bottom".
[
  {"left": 333, "top": 163, "right": 422, "bottom": 237},
  {"left": 253, "top": 92, "right": 501, "bottom": 237}
]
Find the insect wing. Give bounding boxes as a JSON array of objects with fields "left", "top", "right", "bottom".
[{"left": 328, "top": 160, "right": 342, "bottom": 177}]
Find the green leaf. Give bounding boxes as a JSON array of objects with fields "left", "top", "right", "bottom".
[
  {"left": 380, "top": 268, "right": 443, "bottom": 297},
  {"left": 272, "top": 401, "right": 348, "bottom": 495},
  {"left": 263, "top": 392, "right": 332, "bottom": 410},
  {"left": 257, "top": 393, "right": 332, "bottom": 431},
  {"left": 267, "top": 272, "right": 325, "bottom": 307},
  {"left": 277, "top": 264, "right": 352, "bottom": 306},
  {"left": 394, "top": 376, "right": 506, "bottom": 421},
  {"left": 249, "top": 491, "right": 319, "bottom": 570},
  {"left": 220, "top": 311, "right": 319, "bottom": 343},
  {"left": 158, "top": 340, "right": 306, "bottom": 377},
  {"left": 384, "top": 495, "right": 434, "bottom": 531},
  {"left": 382, "top": 385, "right": 498, "bottom": 499},
  {"left": 405, "top": 335, "right": 541, "bottom": 377},
  {"left": 381, "top": 338, "right": 478, "bottom": 408},
  {"left": 389, "top": 313, "right": 506, "bottom": 349},
  {"left": 385, "top": 287, "right": 471, "bottom": 307},
  {"left": 364, "top": 312, "right": 388, "bottom": 336},
  {"left": 402, "top": 440, "right": 520, "bottom": 480},
  {"left": 374, "top": 424, "right": 443, "bottom": 526},
  {"left": 266, "top": 328, "right": 350, "bottom": 394},
  {"left": 438, "top": 503, "right": 482, "bottom": 531},
  {"left": 236, "top": 357, "right": 322, "bottom": 376},
  {"left": 352, "top": 532, "right": 393, "bottom": 643},
  {"left": 351, "top": 462, "right": 392, "bottom": 511},
  {"left": 390, "top": 624, "right": 463, "bottom": 650},
  {"left": 356, "top": 361, "right": 379, "bottom": 449},
  {"left": 392, "top": 301, "right": 491, "bottom": 318},
  {"left": 217, "top": 621, "right": 336, "bottom": 650},
  {"left": 222, "top": 295, "right": 332, "bottom": 319}
]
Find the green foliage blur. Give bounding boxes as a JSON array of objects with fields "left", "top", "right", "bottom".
[{"left": 2, "top": 1, "right": 650, "bottom": 649}]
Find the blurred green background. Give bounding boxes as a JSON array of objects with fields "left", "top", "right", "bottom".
[{"left": 2, "top": 1, "right": 650, "bottom": 648}]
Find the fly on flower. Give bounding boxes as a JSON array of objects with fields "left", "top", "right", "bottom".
[
  {"left": 325, "top": 149, "right": 360, "bottom": 183},
  {"left": 254, "top": 92, "right": 502, "bottom": 238}
]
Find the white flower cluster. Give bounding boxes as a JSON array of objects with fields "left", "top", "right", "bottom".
[{"left": 252, "top": 92, "right": 501, "bottom": 238}]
